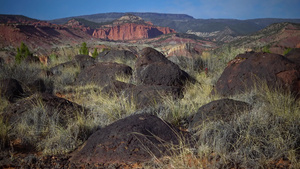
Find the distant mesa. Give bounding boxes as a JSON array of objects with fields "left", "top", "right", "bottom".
[
  {"left": 92, "top": 13, "right": 176, "bottom": 41},
  {"left": 62, "top": 13, "right": 176, "bottom": 41}
]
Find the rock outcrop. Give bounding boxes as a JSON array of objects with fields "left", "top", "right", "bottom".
[
  {"left": 92, "top": 14, "right": 175, "bottom": 41},
  {"left": 92, "top": 23, "right": 175, "bottom": 41},
  {"left": 285, "top": 48, "right": 300, "bottom": 65}
]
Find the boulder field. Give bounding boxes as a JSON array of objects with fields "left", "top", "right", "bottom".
[{"left": 1, "top": 48, "right": 299, "bottom": 168}]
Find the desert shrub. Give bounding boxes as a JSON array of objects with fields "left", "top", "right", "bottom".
[
  {"left": 262, "top": 45, "right": 271, "bottom": 53},
  {"left": 92, "top": 48, "right": 98, "bottom": 59},
  {"left": 15, "top": 42, "right": 32, "bottom": 64},
  {"left": 49, "top": 53, "right": 58, "bottom": 63},
  {"left": 79, "top": 42, "right": 89, "bottom": 55}
]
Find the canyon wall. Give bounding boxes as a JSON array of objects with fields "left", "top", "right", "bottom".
[{"left": 92, "top": 23, "right": 175, "bottom": 41}]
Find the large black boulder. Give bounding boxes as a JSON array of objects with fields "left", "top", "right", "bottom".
[{"left": 70, "top": 114, "right": 190, "bottom": 165}]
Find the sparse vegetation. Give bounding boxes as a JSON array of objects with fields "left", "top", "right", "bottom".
[{"left": 1, "top": 40, "right": 299, "bottom": 168}]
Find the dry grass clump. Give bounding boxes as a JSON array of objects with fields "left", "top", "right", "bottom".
[
  {"left": 51, "top": 63, "right": 81, "bottom": 88},
  {"left": 61, "top": 84, "right": 137, "bottom": 125},
  {"left": 158, "top": 71, "right": 219, "bottom": 127},
  {"left": 6, "top": 96, "right": 95, "bottom": 155},
  {"left": 0, "top": 62, "right": 44, "bottom": 85}
]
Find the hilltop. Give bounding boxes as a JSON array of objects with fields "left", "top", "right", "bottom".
[
  {"left": 49, "top": 12, "right": 300, "bottom": 37},
  {"left": 229, "top": 22, "right": 300, "bottom": 55}
]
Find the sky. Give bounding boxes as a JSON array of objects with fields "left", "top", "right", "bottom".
[{"left": 1, "top": 0, "right": 300, "bottom": 20}]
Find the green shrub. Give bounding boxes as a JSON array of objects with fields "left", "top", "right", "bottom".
[
  {"left": 15, "top": 42, "right": 32, "bottom": 64},
  {"left": 262, "top": 46, "right": 271, "bottom": 53},
  {"left": 92, "top": 48, "right": 98, "bottom": 58},
  {"left": 79, "top": 42, "right": 89, "bottom": 55},
  {"left": 283, "top": 48, "right": 292, "bottom": 56}
]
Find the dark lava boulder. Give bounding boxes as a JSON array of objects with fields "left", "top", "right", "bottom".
[
  {"left": 73, "top": 54, "right": 95, "bottom": 69},
  {"left": 2, "top": 93, "right": 87, "bottom": 125},
  {"left": 101, "top": 80, "right": 135, "bottom": 96},
  {"left": 49, "top": 61, "right": 78, "bottom": 76},
  {"left": 70, "top": 114, "right": 190, "bottom": 165},
  {"left": 49, "top": 55, "right": 95, "bottom": 75},
  {"left": 0, "top": 78, "right": 24, "bottom": 102},
  {"left": 135, "top": 47, "right": 195, "bottom": 88},
  {"left": 188, "top": 99, "right": 252, "bottom": 130},
  {"left": 0, "top": 57, "right": 4, "bottom": 65},
  {"left": 24, "top": 55, "right": 40, "bottom": 63},
  {"left": 124, "top": 85, "right": 183, "bottom": 109},
  {"left": 96, "top": 49, "right": 137, "bottom": 63},
  {"left": 75, "top": 62, "right": 132, "bottom": 86},
  {"left": 26, "top": 78, "right": 46, "bottom": 94},
  {"left": 285, "top": 48, "right": 300, "bottom": 65},
  {"left": 212, "top": 52, "right": 300, "bottom": 96}
]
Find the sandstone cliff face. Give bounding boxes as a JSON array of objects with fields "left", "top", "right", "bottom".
[{"left": 92, "top": 23, "right": 175, "bottom": 41}]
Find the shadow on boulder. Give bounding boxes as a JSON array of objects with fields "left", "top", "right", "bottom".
[
  {"left": 0, "top": 78, "right": 25, "bottom": 102},
  {"left": 124, "top": 85, "right": 183, "bottom": 109},
  {"left": 75, "top": 62, "right": 132, "bottom": 87},
  {"left": 188, "top": 98, "right": 252, "bottom": 131},
  {"left": 285, "top": 48, "right": 300, "bottom": 65}
]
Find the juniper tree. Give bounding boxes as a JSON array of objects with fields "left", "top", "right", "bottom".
[
  {"left": 15, "top": 42, "right": 31, "bottom": 64},
  {"left": 92, "top": 48, "right": 98, "bottom": 58},
  {"left": 79, "top": 42, "right": 89, "bottom": 55}
]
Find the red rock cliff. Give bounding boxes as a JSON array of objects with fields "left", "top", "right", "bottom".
[{"left": 92, "top": 23, "right": 176, "bottom": 41}]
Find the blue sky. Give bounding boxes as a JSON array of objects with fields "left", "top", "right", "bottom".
[{"left": 1, "top": 0, "right": 300, "bottom": 20}]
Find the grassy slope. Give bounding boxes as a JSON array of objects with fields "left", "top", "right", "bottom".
[{"left": 0, "top": 46, "right": 299, "bottom": 168}]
